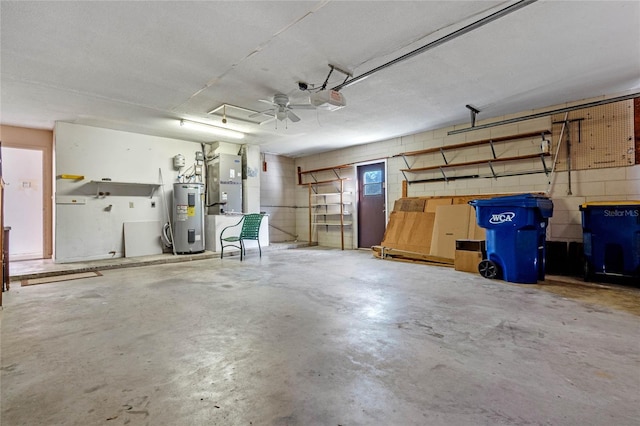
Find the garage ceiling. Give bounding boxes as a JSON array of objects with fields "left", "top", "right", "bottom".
[{"left": 1, "top": 1, "right": 639, "bottom": 157}]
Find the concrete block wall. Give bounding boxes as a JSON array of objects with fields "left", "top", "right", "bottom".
[
  {"left": 293, "top": 97, "right": 639, "bottom": 248},
  {"left": 260, "top": 154, "right": 299, "bottom": 242},
  {"left": 291, "top": 164, "right": 356, "bottom": 249},
  {"left": 546, "top": 167, "right": 640, "bottom": 242},
  {"left": 313, "top": 177, "right": 355, "bottom": 250}
]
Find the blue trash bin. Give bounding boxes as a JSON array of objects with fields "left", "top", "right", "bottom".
[
  {"left": 469, "top": 194, "right": 553, "bottom": 284},
  {"left": 579, "top": 201, "right": 640, "bottom": 280}
]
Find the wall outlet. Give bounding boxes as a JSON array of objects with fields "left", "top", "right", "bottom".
[{"left": 129, "top": 202, "right": 134, "bottom": 208}]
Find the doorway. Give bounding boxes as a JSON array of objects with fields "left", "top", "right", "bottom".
[
  {"left": 357, "top": 162, "right": 386, "bottom": 248},
  {"left": 2, "top": 146, "right": 44, "bottom": 260}
]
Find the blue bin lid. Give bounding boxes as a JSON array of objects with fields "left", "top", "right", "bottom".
[{"left": 469, "top": 193, "right": 553, "bottom": 217}]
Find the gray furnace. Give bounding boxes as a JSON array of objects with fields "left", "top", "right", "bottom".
[{"left": 207, "top": 153, "right": 242, "bottom": 214}]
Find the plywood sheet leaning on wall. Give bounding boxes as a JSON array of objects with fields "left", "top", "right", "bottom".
[
  {"left": 381, "top": 211, "right": 436, "bottom": 254},
  {"left": 392, "top": 197, "right": 426, "bottom": 212}
]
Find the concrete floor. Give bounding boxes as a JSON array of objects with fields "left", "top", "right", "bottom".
[{"left": 1, "top": 247, "right": 639, "bottom": 425}]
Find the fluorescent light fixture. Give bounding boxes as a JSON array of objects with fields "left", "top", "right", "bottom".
[{"left": 179, "top": 119, "right": 245, "bottom": 139}]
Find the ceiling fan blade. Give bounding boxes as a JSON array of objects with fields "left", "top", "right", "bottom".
[
  {"left": 258, "top": 99, "right": 276, "bottom": 106},
  {"left": 287, "top": 110, "right": 301, "bottom": 122}
]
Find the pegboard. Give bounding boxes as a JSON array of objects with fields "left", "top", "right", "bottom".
[{"left": 551, "top": 99, "right": 635, "bottom": 171}]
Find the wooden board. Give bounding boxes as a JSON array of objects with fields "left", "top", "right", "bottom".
[
  {"left": 22, "top": 271, "right": 102, "bottom": 286},
  {"left": 372, "top": 245, "right": 454, "bottom": 267},
  {"left": 381, "top": 211, "right": 435, "bottom": 254},
  {"left": 393, "top": 197, "right": 426, "bottom": 212}
]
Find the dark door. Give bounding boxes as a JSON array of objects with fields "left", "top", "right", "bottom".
[{"left": 357, "top": 162, "right": 386, "bottom": 248}]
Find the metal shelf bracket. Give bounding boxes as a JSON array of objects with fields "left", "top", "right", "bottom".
[
  {"left": 438, "top": 166, "right": 448, "bottom": 183},
  {"left": 488, "top": 161, "right": 497, "bottom": 179}
]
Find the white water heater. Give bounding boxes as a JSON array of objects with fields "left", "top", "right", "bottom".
[{"left": 172, "top": 182, "right": 205, "bottom": 254}]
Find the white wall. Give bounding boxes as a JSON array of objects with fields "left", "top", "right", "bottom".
[
  {"left": 54, "top": 122, "right": 207, "bottom": 262},
  {"left": 294, "top": 98, "right": 639, "bottom": 248}
]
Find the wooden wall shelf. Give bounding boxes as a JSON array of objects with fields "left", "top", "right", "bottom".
[
  {"left": 401, "top": 153, "right": 551, "bottom": 173},
  {"left": 298, "top": 164, "right": 354, "bottom": 185},
  {"left": 396, "top": 130, "right": 552, "bottom": 184},
  {"left": 394, "top": 130, "right": 551, "bottom": 158}
]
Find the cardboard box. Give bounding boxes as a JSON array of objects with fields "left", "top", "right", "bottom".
[
  {"left": 454, "top": 250, "right": 483, "bottom": 273},
  {"left": 430, "top": 204, "right": 473, "bottom": 259},
  {"left": 382, "top": 195, "right": 494, "bottom": 259},
  {"left": 425, "top": 198, "right": 452, "bottom": 213},
  {"left": 455, "top": 239, "right": 485, "bottom": 252},
  {"left": 467, "top": 205, "right": 486, "bottom": 240}
]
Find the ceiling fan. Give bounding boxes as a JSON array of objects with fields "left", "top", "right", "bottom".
[{"left": 250, "top": 93, "right": 314, "bottom": 125}]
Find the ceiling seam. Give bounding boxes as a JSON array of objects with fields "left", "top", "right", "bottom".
[
  {"left": 333, "top": 0, "right": 537, "bottom": 92},
  {"left": 348, "top": 1, "right": 512, "bottom": 77},
  {"left": 2, "top": 74, "right": 174, "bottom": 116},
  {"left": 176, "top": 0, "right": 331, "bottom": 110}
]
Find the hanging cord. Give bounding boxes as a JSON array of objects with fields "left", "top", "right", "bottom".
[
  {"left": 545, "top": 112, "right": 569, "bottom": 195},
  {"left": 159, "top": 168, "right": 177, "bottom": 256}
]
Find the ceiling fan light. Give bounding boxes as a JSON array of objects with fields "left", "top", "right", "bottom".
[
  {"left": 276, "top": 110, "right": 288, "bottom": 121},
  {"left": 179, "top": 119, "right": 245, "bottom": 139}
]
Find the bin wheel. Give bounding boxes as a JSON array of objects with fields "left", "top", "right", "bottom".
[{"left": 478, "top": 259, "right": 498, "bottom": 279}]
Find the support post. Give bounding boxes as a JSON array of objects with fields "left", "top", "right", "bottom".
[{"left": 466, "top": 104, "right": 480, "bottom": 127}]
